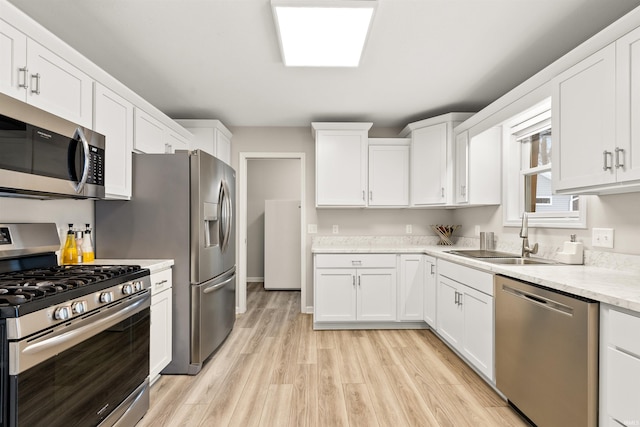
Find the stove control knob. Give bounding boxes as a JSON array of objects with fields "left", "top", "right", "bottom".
[
  {"left": 72, "top": 301, "right": 87, "bottom": 315},
  {"left": 134, "top": 281, "right": 143, "bottom": 292},
  {"left": 99, "top": 292, "right": 113, "bottom": 304},
  {"left": 122, "top": 283, "right": 133, "bottom": 295},
  {"left": 54, "top": 306, "right": 71, "bottom": 321}
]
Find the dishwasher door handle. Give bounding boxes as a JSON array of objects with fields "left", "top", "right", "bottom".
[{"left": 501, "top": 284, "right": 573, "bottom": 316}]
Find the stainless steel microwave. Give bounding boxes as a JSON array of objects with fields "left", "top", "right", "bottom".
[{"left": 0, "top": 110, "right": 105, "bottom": 199}]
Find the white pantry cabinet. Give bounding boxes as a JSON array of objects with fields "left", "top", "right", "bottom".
[
  {"left": 454, "top": 128, "right": 502, "bottom": 205},
  {"left": 553, "top": 28, "right": 640, "bottom": 194},
  {"left": 312, "top": 122, "right": 372, "bottom": 207},
  {"left": 368, "top": 139, "right": 410, "bottom": 207},
  {"left": 423, "top": 255, "right": 437, "bottom": 328},
  {"left": 0, "top": 21, "right": 93, "bottom": 128},
  {"left": 436, "top": 259, "right": 494, "bottom": 381},
  {"left": 398, "top": 254, "right": 424, "bottom": 321},
  {"left": 401, "top": 113, "right": 473, "bottom": 206},
  {"left": 150, "top": 266, "right": 173, "bottom": 385},
  {"left": 314, "top": 254, "right": 396, "bottom": 325},
  {"left": 93, "top": 83, "right": 134, "bottom": 199},
  {"left": 177, "top": 119, "right": 233, "bottom": 165}
]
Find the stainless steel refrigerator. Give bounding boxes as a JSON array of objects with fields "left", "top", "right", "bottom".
[{"left": 95, "top": 150, "right": 235, "bottom": 375}]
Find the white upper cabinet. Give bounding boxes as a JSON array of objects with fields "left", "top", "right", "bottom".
[
  {"left": 134, "top": 108, "right": 166, "bottom": 153},
  {"left": 368, "top": 139, "right": 410, "bottom": 207},
  {"left": 93, "top": 83, "right": 134, "bottom": 199},
  {"left": 455, "top": 127, "right": 502, "bottom": 205},
  {"left": 552, "top": 45, "right": 617, "bottom": 193},
  {"left": 0, "top": 21, "right": 92, "bottom": 128},
  {"left": 0, "top": 20, "right": 27, "bottom": 101},
  {"left": 176, "top": 119, "right": 233, "bottom": 165},
  {"left": 553, "top": 29, "right": 640, "bottom": 195},
  {"left": 615, "top": 26, "right": 640, "bottom": 185},
  {"left": 313, "top": 122, "right": 372, "bottom": 207},
  {"left": 401, "top": 113, "right": 473, "bottom": 207}
]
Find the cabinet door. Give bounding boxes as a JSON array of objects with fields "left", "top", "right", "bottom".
[
  {"left": 150, "top": 287, "right": 173, "bottom": 384},
  {"left": 552, "top": 44, "right": 616, "bottom": 192},
  {"left": 423, "top": 257, "right": 437, "bottom": 328},
  {"left": 165, "top": 128, "right": 189, "bottom": 153},
  {"left": 186, "top": 127, "right": 215, "bottom": 155},
  {"left": 26, "top": 39, "right": 93, "bottom": 128},
  {"left": 607, "top": 346, "right": 640, "bottom": 425},
  {"left": 94, "top": 83, "right": 133, "bottom": 199},
  {"left": 0, "top": 20, "right": 27, "bottom": 101},
  {"left": 134, "top": 108, "right": 166, "bottom": 153},
  {"left": 454, "top": 131, "right": 469, "bottom": 204},
  {"left": 368, "top": 145, "right": 409, "bottom": 206},
  {"left": 436, "top": 276, "right": 463, "bottom": 350},
  {"left": 616, "top": 26, "right": 640, "bottom": 184},
  {"left": 461, "top": 284, "right": 494, "bottom": 380},
  {"left": 357, "top": 268, "right": 396, "bottom": 321},
  {"left": 316, "top": 130, "right": 368, "bottom": 206},
  {"left": 411, "top": 123, "right": 448, "bottom": 205},
  {"left": 314, "top": 268, "right": 357, "bottom": 322},
  {"left": 468, "top": 127, "right": 502, "bottom": 205},
  {"left": 215, "top": 128, "right": 232, "bottom": 165},
  {"left": 398, "top": 254, "right": 424, "bottom": 321}
]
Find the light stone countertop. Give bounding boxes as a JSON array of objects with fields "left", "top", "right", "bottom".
[
  {"left": 86, "top": 259, "right": 174, "bottom": 274},
  {"left": 312, "top": 239, "right": 640, "bottom": 313}
]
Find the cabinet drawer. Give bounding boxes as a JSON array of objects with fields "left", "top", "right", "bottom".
[
  {"left": 150, "top": 268, "right": 172, "bottom": 296},
  {"left": 607, "top": 346, "right": 640, "bottom": 424},
  {"left": 315, "top": 254, "right": 396, "bottom": 269},
  {"left": 437, "top": 259, "right": 493, "bottom": 295},
  {"left": 609, "top": 308, "right": 640, "bottom": 356}
]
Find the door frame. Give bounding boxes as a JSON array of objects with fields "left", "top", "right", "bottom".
[{"left": 237, "top": 152, "right": 306, "bottom": 313}]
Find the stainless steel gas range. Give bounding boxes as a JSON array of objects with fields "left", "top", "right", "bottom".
[{"left": 0, "top": 223, "right": 152, "bottom": 427}]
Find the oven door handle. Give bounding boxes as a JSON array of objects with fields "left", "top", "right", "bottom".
[{"left": 10, "top": 292, "right": 150, "bottom": 375}]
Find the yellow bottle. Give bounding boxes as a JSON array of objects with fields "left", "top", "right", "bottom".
[
  {"left": 62, "top": 224, "right": 78, "bottom": 265},
  {"left": 82, "top": 223, "right": 95, "bottom": 262}
]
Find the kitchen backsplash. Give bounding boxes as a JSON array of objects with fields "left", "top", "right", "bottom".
[{"left": 312, "top": 235, "right": 640, "bottom": 274}]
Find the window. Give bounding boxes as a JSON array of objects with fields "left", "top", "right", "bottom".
[{"left": 502, "top": 98, "right": 587, "bottom": 228}]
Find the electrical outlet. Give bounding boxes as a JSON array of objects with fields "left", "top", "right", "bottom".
[
  {"left": 474, "top": 225, "right": 480, "bottom": 237},
  {"left": 592, "top": 228, "right": 614, "bottom": 248},
  {"left": 307, "top": 224, "right": 317, "bottom": 234},
  {"left": 332, "top": 225, "right": 339, "bottom": 234},
  {"left": 406, "top": 224, "right": 412, "bottom": 234}
]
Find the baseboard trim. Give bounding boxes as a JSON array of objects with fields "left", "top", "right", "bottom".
[
  {"left": 313, "top": 321, "right": 429, "bottom": 330},
  {"left": 247, "top": 277, "right": 264, "bottom": 283}
]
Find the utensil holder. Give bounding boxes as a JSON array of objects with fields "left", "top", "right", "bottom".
[{"left": 431, "top": 225, "right": 460, "bottom": 245}]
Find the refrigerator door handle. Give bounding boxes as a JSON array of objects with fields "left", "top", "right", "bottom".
[{"left": 220, "top": 180, "right": 232, "bottom": 253}]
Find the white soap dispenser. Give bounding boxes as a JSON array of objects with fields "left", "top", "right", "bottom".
[{"left": 557, "top": 234, "right": 584, "bottom": 265}]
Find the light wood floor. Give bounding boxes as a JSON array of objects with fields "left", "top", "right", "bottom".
[{"left": 138, "top": 283, "right": 530, "bottom": 427}]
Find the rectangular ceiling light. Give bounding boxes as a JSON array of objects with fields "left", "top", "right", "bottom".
[{"left": 271, "top": 0, "right": 377, "bottom": 67}]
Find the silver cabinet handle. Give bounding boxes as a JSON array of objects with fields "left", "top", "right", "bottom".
[
  {"left": 603, "top": 150, "right": 613, "bottom": 171},
  {"left": 458, "top": 293, "right": 463, "bottom": 306},
  {"left": 358, "top": 276, "right": 361, "bottom": 286},
  {"left": 351, "top": 260, "right": 362, "bottom": 266},
  {"left": 19, "top": 67, "right": 28, "bottom": 89},
  {"left": 441, "top": 187, "right": 445, "bottom": 197},
  {"left": 369, "top": 190, "right": 373, "bottom": 201},
  {"left": 430, "top": 264, "right": 435, "bottom": 275},
  {"left": 460, "top": 185, "right": 466, "bottom": 196},
  {"left": 362, "top": 190, "right": 365, "bottom": 201},
  {"left": 615, "top": 147, "right": 625, "bottom": 169},
  {"left": 155, "top": 279, "right": 168, "bottom": 287},
  {"left": 454, "top": 291, "right": 459, "bottom": 305},
  {"left": 30, "top": 73, "right": 41, "bottom": 94},
  {"left": 352, "top": 275, "right": 356, "bottom": 286}
]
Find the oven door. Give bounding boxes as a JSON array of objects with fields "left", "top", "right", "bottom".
[{"left": 6, "top": 292, "right": 150, "bottom": 427}]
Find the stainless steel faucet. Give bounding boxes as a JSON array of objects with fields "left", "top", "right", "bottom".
[{"left": 520, "top": 212, "right": 539, "bottom": 258}]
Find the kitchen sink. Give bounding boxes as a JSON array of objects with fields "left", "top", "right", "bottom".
[
  {"left": 445, "top": 249, "right": 521, "bottom": 259},
  {"left": 484, "top": 257, "right": 558, "bottom": 265}
]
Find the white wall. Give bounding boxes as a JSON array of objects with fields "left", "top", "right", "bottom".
[{"left": 247, "top": 158, "right": 301, "bottom": 279}]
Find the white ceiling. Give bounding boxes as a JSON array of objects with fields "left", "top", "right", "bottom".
[{"left": 8, "top": 0, "right": 640, "bottom": 128}]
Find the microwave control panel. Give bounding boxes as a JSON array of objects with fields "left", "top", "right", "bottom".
[{"left": 87, "top": 145, "right": 105, "bottom": 186}]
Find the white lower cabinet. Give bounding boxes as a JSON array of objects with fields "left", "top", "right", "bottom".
[
  {"left": 398, "top": 254, "right": 424, "bottom": 321},
  {"left": 436, "top": 259, "right": 494, "bottom": 381},
  {"left": 423, "top": 255, "right": 437, "bottom": 328},
  {"left": 600, "top": 304, "right": 640, "bottom": 426},
  {"left": 150, "top": 267, "right": 173, "bottom": 385},
  {"left": 314, "top": 254, "right": 396, "bottom": 325}
]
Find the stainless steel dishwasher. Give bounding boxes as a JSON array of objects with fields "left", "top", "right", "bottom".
[{"left": 495, "top": 275, "right": 599, "bottom": 427}]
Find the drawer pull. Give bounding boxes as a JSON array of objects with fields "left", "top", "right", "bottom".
[{"left": 155, "top": 279, "right": 168, "bottom": 287}]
